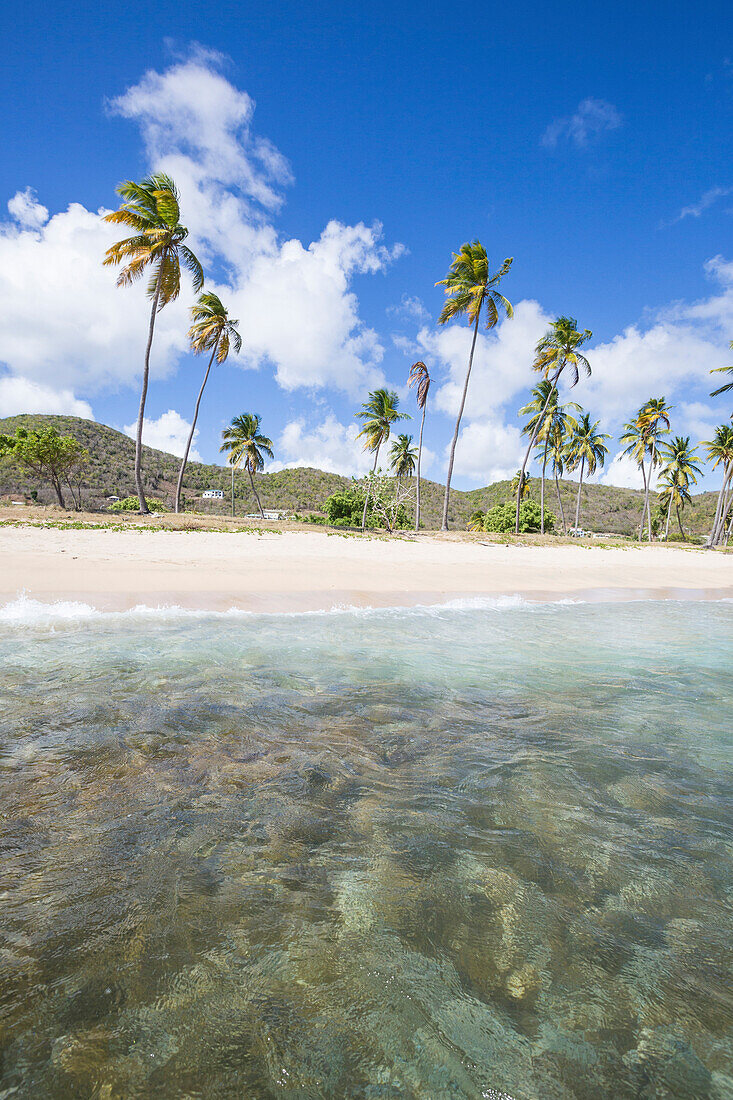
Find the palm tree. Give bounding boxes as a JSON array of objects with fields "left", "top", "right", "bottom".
[
  {"left": 658, "top": 470, "right": 695, "bottom": 541},
  {"left": 436, "top": 243, "right": 513, "bottom": 530},
  {"left": 355, "top": 389, "right": 409, "bottom": 530},
  {"left": 389, "top": 434, "right": 417, "bottom": 482},
  {"left": 103, "top": 174, "right": 203, "bottom": 513},
  {"left": 619, "top": 414, "right": 651, "bottom": 541},
  {"left": 219, "top": 414, "right": 274, "bottom": 519},
  {"left": 515, "top": 317, "right": 591, "bottom": 533},
  {"left": 175, "top": 293, "right": 242, "bottom": 513},
  {"left": 658, "top": 436, "right": 702, "bottom": 540},
  {"left": 521, "top": 381, "right": 580, "bottom": 534},
  {"left": 703, "top": 424, "right": 733, "bottom": 547},
  {"left": 637, "top": 397, "right": 673, "bottom": 541},
  {"left": 546, "top": 421, "right": 570, "bottom": 534},
  {"left": 566, "top": 413, "right": 610, "bottom": 531},
  {"left": 511, "top": 469, "right": 531, "bottom": 502},
  {"left": 467, "top": 509, "right": 485, "bottom": 532},
  {"left": 407, "top": 361, "right": 431, "bottom": 532},
  {"left": 709, "top": 340, "right": 733, "bottom": 401}
]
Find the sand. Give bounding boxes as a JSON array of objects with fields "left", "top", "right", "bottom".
[{"left": 0, "top": 525, "right": 730, "bottom": 611}]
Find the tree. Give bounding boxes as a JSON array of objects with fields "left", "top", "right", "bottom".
[
  {"left": 175, "top": 293, "right": 242, "bottom": 513},
  {"left": 636, "top": 397, "right": 672, "bottom": 541},
  {"left": 709, "top": 340, "right": 733, "bottom": 402},
  {"left": 0, "top": 427, "right": 89, "bottom": 509},
  {"left": 545, "top": 421, "right": 569, "bottom": 534},
  {"left": 407, "top": 361, "right": 431, "bottom": 532},
  {"left": 703, "top": 424, "right": 733, "bottom": 547},
  {"left": 436, "top": 243, "right": 513, "bottom": 530},
  {"left": 515, "top": 317, "right": 591, "bottom": 533},
  {"left": 355, "top": 389, "right": 409, "bottom": 531},
  {"left": 619, "top": 413, "right": 651, "bottom": 541},
  {"left": 219, "top": 414, "right": 274, "bottom": 519},
  {"left": 511, "top": 469, "right": 531, "bottom": 502},
  {"left": 103, "top": 173, "right": 203, "bottom": 513},
  {"left": 389, "top": 434, "right": 417, "bottom": 481},
  {"left": 566, "top": 413, "right": 610, "bottom": 531},
  {"left": 658, "top": 436, "right": 702, "bottom": 540},
  {"left": 520, "top": 381, "right": 580, "bottom": 533}
]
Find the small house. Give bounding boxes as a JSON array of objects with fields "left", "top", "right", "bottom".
[{"left": 202, "top": 489, "right": 225, "bottom": 500}]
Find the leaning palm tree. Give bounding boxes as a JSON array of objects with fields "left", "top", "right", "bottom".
[
  {"left": 436, "top": 243, "right": 513, "bottom": 530},
  {"left": 658, "top": 436, "right": 702, "bottom": 540},
  {"left": 658, "top": 470, "right": 695, "bottom": 540},
  {"left": 175, "top": 293, "right": 242, "bottom": 513},
  {"left": 103, "top": 174, "right": 203, "bottom": 513},
  {"left": 637, "top": 397, "right": 673, "bottom": 541},
  {"left": 521, "top": 381, "right": 580, "bottom": 533},
  {"left": 703, "top": 424, "right": 733, "bottom": 547},
  {"left": 545, "top": 422, "right": 570, "bottom": 534},
  {"left": 515, "top": 317, "right": 591, "bottom": 533},
  {"left": 566, "top": 413, "right": 610, "bottom": 531},
  {"left": 389, "top": 434, "right": 417, "bottom": 482},
  {"left": 619, "top": 414, "right": 651, "bottom": 541},
  {"left": 219, "top": 414, "right": 274, "bottom": 519},
  {"left": 355, "top": 389, "right": 409, "bottom": 530},
  {"left": 407, "top": 361, "right": 431, "bottom": 532}
]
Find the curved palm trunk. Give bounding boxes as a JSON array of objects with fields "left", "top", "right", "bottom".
[
  {"left": 515, "top": 378, "right": 559, "bottom": 534},
  {"left": 135, "top": 266, "right": 163, "bottom": 514},
  {"left": 415, "top": 404, "right": 426, "bottom": 532},
  {"left": 175, "top": 340, "right": 219, "bottom": 513},
  {"left": 664, "top": 492, "right": 673, "bottom": 541},
  {"left": 361, "top": 445, "right": 381, "bottom": 532},
  {"left": 677, "top": 506, "right": 686, "bottom": 539},
  {"left": 442, "top": 312, "right": 480, "bottom": 531},
  {"left": 574, "top": 457, "right": 585, "bottom": 531},
  {"left": 706, "top": 461, "right": 732, "bottom": 547},
  {"left": 231, "top": 463, "right": 235, "bottom": 517},
  {"left": 724, "top": 506, "right": 733, "bottom": 547},
  {"left": 540, "top": 432, "right": 550, "bottom": 534},
  {"left": 248, "top": 465, "right": 265, "bottom": 519},
  {"left": 554, "top": 473, "right": 566, "bottom": 534},
  {"left": 638, "top": 460, "right": 648, "bottom": 542}
]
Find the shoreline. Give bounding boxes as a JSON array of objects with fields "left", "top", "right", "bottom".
[{"left": 1, "top": 525, "right": 731, "bottom": 614}]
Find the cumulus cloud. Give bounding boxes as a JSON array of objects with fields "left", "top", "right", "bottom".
[
  {"left": 8, "top": 188, "right": 49, "bottom": 229},
  {"left": 0, "top": 374, "right": 94, "bottom": 419},
  {"left": 269, "top": 412, "right": 435, "bottom": 478},
  {"left": 447, "top": 416, "right": 525, "bottom": 484},
  {"left": 541, "top": 98, "right": 622, "bottom": 149},
  {"left": 123, "top": 409, "right": 201, "bottom": 459}
]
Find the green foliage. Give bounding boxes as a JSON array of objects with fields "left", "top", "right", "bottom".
[
  {"left": 0, "top": 425, "right": 89, "bottom": 509},
  {"left": 484, "top": 500, "right": 555, "bottom": 534},
  {"left": 108, "top": 495, "right": 169, "bottom": 512},
  {"left": 325, "top": 484, "right": 410, "bottom": 530}
]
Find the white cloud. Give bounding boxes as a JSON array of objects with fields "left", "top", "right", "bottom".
[
  {"left": 448, "top": 416, "right": 525, "bottom": 484},
  {"left": 270, "top": 412, "right": 434, "bottom": 478},
  {"left": 8, "top": 188, "right": 49, "bottom": 229},
  {"left": 597, "top": 450, "right": 647, "bottom": 490},
  {"left": 388, "top": 294, "right": 430, "bottom": 323},
  {"left": 0, "top": 374, "right": 94, "bottom": 419},
  {"left": 541, "top": 98, "right": 622, "bottom": 149},
  {"left": 124, "top": 409, "right": 201, "bottom": 460},
  {"left": 671, "top": 185, "right": 732, "bottom": 224}
]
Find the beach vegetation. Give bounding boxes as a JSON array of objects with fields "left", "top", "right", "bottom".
[
  {"left": 108, "top": 494, "right": 169, "bottom": 513},
  {"left": 355, "top": 389, "right": 410, "bottom": 531},
  {"left": 484, "top": 500, "right": 555, "bottom": 534},
  {"left": 0, "top": 426, "right": 89, "bottom": 510},
  {"left": 407, "top": 361, "right": 431, "bottom": 531},
  {"left": 220, "top": 414, "right": 274, "bottom": 520},
  {"left": 522, "top": 381, "right": 580, "bottom": 534},
  {"left": 566, "top": 413, "right": 610, "bottom": 531}
]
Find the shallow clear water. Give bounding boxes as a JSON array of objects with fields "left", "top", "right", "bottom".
[{"left": 1, "top": 597, "right": 732, "bottom": 1099}]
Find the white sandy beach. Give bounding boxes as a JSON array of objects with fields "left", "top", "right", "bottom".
[{"left": 0, "top": 526, "right": 730, "bottom": 612}]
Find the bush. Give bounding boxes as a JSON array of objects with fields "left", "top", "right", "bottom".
[
  {"left": 108, "top": 495, "right": 170, "bottom": 513},
  {"left": 484, "top": 500, "right": 555, "bottom": 534},
  {"left": 324, "top": 486, "right": 410, "bottom": 530}
]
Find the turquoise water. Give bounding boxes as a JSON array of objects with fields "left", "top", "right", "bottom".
[{"left": 0, "top": 597, "right": 732, "bottom": 1099}]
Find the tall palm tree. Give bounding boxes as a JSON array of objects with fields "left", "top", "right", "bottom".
[
  {"left": 658, "top": 470, "right": 695, "bottom": 540},
  {"left": 103, "top": 174, "right": 203, "bottom": 513},
  {"left": 521, "top": 381, "right": 580, "bottom": 534},
  {"left": 566, "top": 413, "right": 610, "bottom": 531},
  {"left": 219, "top": 414, "right": 274, "bottom": 519},
  {"left": 355, "top": 389, "right": 409, "bottom": 531},
  {"left": 436, "top": 243, "right": 513, "bottom": 530},
  {"left": 703, "top": 424, "right": 733, "bottom": 547},
  {"left": 545, "top": 421, "right": 570, "bottom": 534},
  {"left": 658, "top": 436, "right": 702, "bottom": 540},
  {"left": 515, "top": 317, "right": 591, "bottom": 533},
  {"left": 175, "top": 293, "right": 242, "bottom": 513},
  {"left": 407, "top": 361, "right": 431, "bottom": 532},
  {"left": 619, "top": 414, "right": 651, "bottom": 541},
  {"left": 637, "top": 397, "right": 673, "bottom": 541},
  {"left": 389, "top": 434, "right": 417, "bottom": 481}
]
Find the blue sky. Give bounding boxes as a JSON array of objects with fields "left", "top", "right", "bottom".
[{"left": 0, "top": 0, "right": 731, "bottom": 489}]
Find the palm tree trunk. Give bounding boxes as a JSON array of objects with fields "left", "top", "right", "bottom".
[
  {"left": 175, "top": 341, "right": 219, "bottom": 513},
  {"left": 415, "top": 404, "right": 426, "bottom": 532},
  {"left": 134, "top": 265, "right": 163, "bottom": 514},
  {"left": 540, "top": 432, "right": 550, "bottom": 534},
  {"left": 361, "top": 445, "right": 381, "bottom": 532},
  {"left": 664, "top": 492, "right": 673, "bottom": 541},
  {"left": 442, "top": 312, "right": 480, "bottom": 531},
  {"left": 638, "top": 460, "right": 648, "bottom": 542},
  {"left": 231, "top": 462, "right": 235, "bottom": 517},
  {"left": 676, "top": 506, "right": 686, "bottom": 539},
  {"left": 554, "top": 473, "right": 566, "bottom": 534},
  {"left": 706, "top": 462, "right": 732, "bottom": 546},
  {"left": 574, "top": 458, "right": 585, "bottom": 530},
  {"left": 724, "top": 506, "right": 733, "bottom": 547},
  {"left": 249, "top": 465, "right": 265, "bottom": 519},
  {"left": 645, "top": 444, "right": 656, "bottom": 542},
  {"left": 515, "top": 378, "right": 559, "bottom": 534}
]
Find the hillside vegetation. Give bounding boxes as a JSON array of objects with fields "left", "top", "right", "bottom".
[{"left": 0, "top": 414, "right": 720, "bottom": 535}]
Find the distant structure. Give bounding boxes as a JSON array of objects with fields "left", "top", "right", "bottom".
[{"left": 202, "top": 489, "right": 225, "bottom": 500}]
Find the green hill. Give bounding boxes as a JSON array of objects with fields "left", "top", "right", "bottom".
[{"left": 0, "top": 413, "right": 719, "bottom": 535}]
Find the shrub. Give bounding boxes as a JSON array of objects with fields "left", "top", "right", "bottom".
[
  {"left": 484, "top": 500, "right": 555, "bottom": 534},
  {"left": 108, "top": 495, "right": 170, "bottom": 513}
]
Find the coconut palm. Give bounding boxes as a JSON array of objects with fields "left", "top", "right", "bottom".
[
  {"left": 545, "top": 421, "right": 570, "bottom": 534},
  {"left": 521, "top": 381, "right": 580, "bottom": 534},
  {"left": 637, "top": 397, "right": 673, "bottom": 541},
  {"left": 511, "top": 469, "right": 531, "bottom": 502},
  {"left": 619, "top": 414, "right": 651, "bottom": 541},
  {"left": 407, "top": 361, "right": 431, "bottom": 532},
  {"left": 436, "top": 243, "right": 513, "bottom": 530},
  {"left": 175, "top": 294, "right": 242, "bottom": 513},
  {"left": 657, "top": 436, "right": 702, "bottom": 540},
  {"left": 515, "top": 317, "right": 591, "bottom": 533},
  {"left": 467, "top": 509, "right": 485, "bottom": 532},
  {"left": 566, "top": 413, "right": 610, "bottom": 531},
  {"left": 219, "top": 414, "right": 274, "bottom": 519},
  {"left": 703, "top": 424, "right": 733, "bottom": 546},
  {"left": 103, "top": 174, "right": 203, "bottom": 513},
  {"left": 709, "top": 341, "right": 733, "bottom": 401},
  {"left": 355, "top": 389, "right": 409, "bottom": 530},
  {"left": 390, "top": 434, "right": 417, "bottom": 481},
  {"left": 658, "top": 471, "right": 695, "bottom": 540}
]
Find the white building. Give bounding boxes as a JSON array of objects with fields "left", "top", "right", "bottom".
[{"left": 202, "top": 489, "right": 225, "bottom": 500}]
